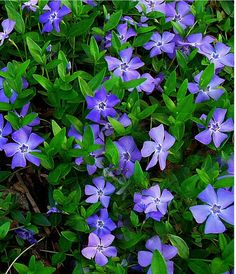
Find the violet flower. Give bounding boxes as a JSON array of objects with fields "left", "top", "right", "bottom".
[
  {"left": 115, "top": 136, "right": 142, "bottom": 178},
  {"left": 122, "top": 16, "right": 148, "bottom": 28},
  {"left": 141, "top": 124, "right": 175, "bottom": 171},
  {"left": 82, "top": 0, "right": 97, "bottom": 6},
  {"left": 195, "top": 108, "right": 234, "bottom": 148},
  {"left": 144, "top": 32, "right": 175, "bottom": 57},
  {"left": 15, "top": 228, "right": 37, "bottom": 244},
  {"left": 138, "top": 236, "right": 178, "bottom": 274},
  {"left": 85, "top": 176, "right": 115, "bottom": 208},
  {"left": 0, "top": 114, "right": 12, "bottom": 150},
  {"left": 166, "top": 1, "right": 194, "bottom": 30},
  {"left": 105, "top": 47, "right": 144, "bottom": 82},
  {"left": 47, "top": 206, "right": 61, "bottom": 215},
  {"left": 14, "top": 103, "right": 40, "bottom": 127},
  {"left": 136, "top": 0, "right": 166, "bottom": 14},
  {"left": 201, "top": 42, "right": 234, "bottom": 69},
  {"left": 39, "top": 0, "right": 71, "bottom": 33},
  {"left": 22, "top": 0, "right": 38, "bottom": 12},
  {"left": 0, "top": 19, "right": 16, "bottom": 46},
  {"left": 3, "top": 128, "right": 44, "bottom": 169},
  {"left": 188, "top": 71, "right": 225, "bottom": 103},
  {"left": 190, "top": 184, "right": 234, "bottom": 234},
  {"left": 82, "top": 233, "right": 117, "bottom": 266},
  {"left": 134, "top": 73, "right": 163, "bottom": 94},
  {"left": 86, "top": 87, "right": 120, "bottom": 123},
  {"left": 86, "top": 208, "right": 117, "bottom": 237},
  {"left": 101, "top": 113, "right": 131, "bottom": 136}
]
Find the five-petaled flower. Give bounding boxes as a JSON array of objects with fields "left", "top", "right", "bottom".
[
  {"left": 190, "top": 184, "right": 234, "bottom": 234},
  {"left": 195, "top": 108, "right": 234, "bottom": 148},
  {"left": 141, "top": 124, "right": 175, "bottom": 170},
  {"left": 0, "top": 19, "right": 15, "bottom": 46},
  {"left": 22, "top": 0, "right": 38, "bottom": 12}
]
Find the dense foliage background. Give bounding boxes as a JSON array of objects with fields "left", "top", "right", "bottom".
[{"left": 0, "top": 0, "right": 234, "bottom": 273}]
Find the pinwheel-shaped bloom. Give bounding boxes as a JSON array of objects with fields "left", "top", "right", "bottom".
[
  {"left": 166, "top": 1, "right": 194, "bottom": 30},
  {"left": 0, "top": 114, "right": 12, "bottom": 150},
  {"left": 136, "top": 0, "right": 166, "bottom": 14},
  {"left": 82, "top": 233, "right": 117, "bottom": 266},
  {"left": 144, "top": 32, "right": 175, "bottom": 57},
  {"left": 86, "top": 209, "right": 117, "bottom": 237},
  {"left": 3, "top": 128, "right": 44, "bottom": 169},
  {"left": 190, "top": 184, "right": 234, "bottom": 234},
  {"left": 201, "top": 42, "right": 234, "bottom": 69},
  {"left": 195, "top": 108, "right": 234, "bottom": 148},
  {"left": 39, "top": 0, "right": 71, "bottom": 33},
  {"left": 105, "top": 47, "right": 144, "bottom": 82},
  {"left": 141, "top": 124, "right": 175, "bottom": 170},
  {"left": 86, "top": 87, "right": 120, "bottom": 123},
  {"left": 115, "top": 136, "right": 142, "bottom": 178},
  {"left": 22, "top": 0, "right": 38, "bottom": 11},
  {"left": 85, "top": 176, "right": 115, "bottom": 208},
  {"left": 0, "top": 19, "right": 15, "bottom": 46},
  {"left": 138, "top": 236, "right": 178, "bottom": 274},
  {"left": 188, "top": 71, "right": 225, "bottom": 103}
]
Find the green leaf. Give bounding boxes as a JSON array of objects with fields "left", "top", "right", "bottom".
[
  {"left": 33, "top": 74, "right": 53, "bottom": 91},
  {"left": 61, "top": 231, "right": 77, "bottom": 242},
  {"left": 163, "top": 94, "right": 176, "bottom": 112},
  {"left": 32, "top": 213, "right": 51, "bottom": 226},
  {"left": 69, "top": 15, "right": 97, "bottom": 37},
  {"left": 90, "top": 36, "right": 99, "bottom": 62},
  {"left": 0, "top": 221, "right": 10, "bottom": 239},
  {"left": 214, "top": 176, "right": 234, "bottom": 188},
  {"left": 104, "top": 10, "right": 123, "bottom": 32},
  {"left": 151, "top": 250, "right": 168, "bottom": 274},
  {"left": 130, "top": 211, "right": 139, "bottom": 227},
  {"left": 122, "top": 78, "right": 146, "bottom": 89},
  {"left": 108, "top": 117, "right": 125, "bottom": 135},
  {"left": 57, "top": 50, "right": 68, "bottom": 81},
  {"left": 26, "top": 37, "right": 44, "bottom": 64},
  {"left": 196, "top": 168, "right": 211, "bottom": 185},
  {"left": 88, "top": 68, "right": 106, "bottom": 91},
  {"left": 218, "top": 234, "right": 227, "bottom": 252},
  {"left": 0, "top": 171, "right": 11, "bottom": 182},
  {"left": 111, "top": 31, "right": 121, "bottom": 52},
  {"left": 78, "top": 77, "right": 93, "bottom": 97},
  {"left": 66, "top": 114, "right": 83, "bottom": 133},
  {"left": 22, "top": 113, "right": 38, "bottom": 127},
  {"left": 199, "top": 63, "right": 215, "bottom": 89},
  {"left": 137, "top": 104, "right": 158, "bottom": 120},
  {"left": 51, "top": 120, "right": 62, "bottom": 136},
  {"left": 164, "top": 71, "right": 176, "bottom": 95},
  {"left": 105, "top": 138, "right": 119, "bottom": 166},
  {"left": 0, "top": 102, "right": 12, "bottom": 111},
  {"left": 132, "top": 161, "right": 148, "bottom": 189},
  {"left": 168, "top": 234, "right": 189, "bottom": 259},
  {"left": 133, "top": 32, "right": 153, "bottom": 47},
  {"left": 171, "top": 21, "right": 184, "bottom": 36},
  {"left": 188, "top": 260, "right": 211, "bottom": 274},
  {"left": 177, "top": 79, "right": 188, "bottom": 101},
  {"left": 6, "top": 5, "right": 25, "bottom": 33},
  {"left": 176, "top": 50, "right": 188, "bottom": 69},
  {"left": 222, "top": 240, "right": 234, "bottom": 265},
  {"left": 86, "top": 202, "right": 101, "bottom": 217},
  {"left": 13, "top": 263, "right": 29, "bottom": 273},
  {"left": 48, "top": 163, "right": 72, "bottom": 184}
]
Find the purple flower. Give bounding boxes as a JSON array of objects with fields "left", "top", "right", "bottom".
[
  {"left": 136, "top": 0, "right": 166, "bottom": 14},
  {"left": 101, "top": 113, "right": 131, "bottom": 136},
  {"left": 46, "top": 206, "right": 61, "bottom": 215},
  {"left": 138, "top": 236, "right": 178, "bottom": 274},
  {"left": 166, "top": 1, "right": 194, "bottom": 30},
  {"left": 14, "top": 103, "right": 40, "bottom": 127},
  {"left": 85, "top": 176, "right": 115, "bottom": 208},
  {"left": 39, "top": 0, "right": 71, "bottom": 33},
  {"left": 201, "top": 42, "right": 234, "bottom": 69},
  {"left": 141, "top": 124, "right": 175, "bottom": 171},
  {"left": 134, "top": 73, "right": 163, "bottom": 94},
  {"left": 86, "top": 87, "right": 120, "bottom": 123},
  {"left": 82, "top": 233, "right": 117, "bottom": 266},
  {"left": 22, "top": 0, "right": 38, "bottom": 12},
  {"left": 144, "top": 32, "right": 175, "bottom": 57},
  {"left": 190, "top": 184, "right": 234, "bottom": 234},
  {"left": 0, "top": 114, "right": 12, "bottom": 150},
  {"left": 105, "top": 47, "right": 144, "bottom": 82},
  {"left": 82, "top": 0, "right": 97, "bottom": 6},
  {"left": 3, "top": 128, "right": 44, "bottom": 169},
  {"left": 195, "top": 108, "right": 234, "bottom": 148},
  {"left": 188, "top": 71, "right": 225, "bottom": 103},
  {"left": 122, "top": 16, "right": 148, "bottom": 27},
  {"left": 0, "top": 19, "right": 15, "bottom": 46},
  {"left": 15, "top": 228, "right": 37, "bottom": 244},
  {"left": 87, "top": 208, "right": 117, "bottom": 237},
  {"left": 105, "top": 23, "right": 136, "bottom": 48},
  {"left": 115, "top": 136, "right": 142, "bottom": 178}
]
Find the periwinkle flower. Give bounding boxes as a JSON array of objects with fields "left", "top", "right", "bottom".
[
  {"left": 122, "top": 16, "right": 148, "bottom": 27},
  {"left": 138, "top": 236, "right": 178, "bottom": 274},
  {"left": 86, "top": 87, "right": 120, "bottom": 123},
  {"left": 15, "top": 228, "right": 37, "bottom": 244},
  {"left": 190, "top": 184, "right": 234, "bottom": 234},
  {"left": 101, "top": 113, "right": 131, "bottom": 136},
  {"left": 46, "top": 206, "right": 61, "bottom": 215},
  {"left": 22, "top": 0, "right": 38, "bottom": 12},
  {"left": 3, "top": 128, "right": 44, "bottom": 169},
  {"left": 82, "top": 0, "right": 97, "bottom": 6},
  {"left": 0, "top": 114, "right": 12, "bottom": 150},
  {"left": 105, "top": 47, "right": 144, "bottom": 82},
  {"left": 86, "top": 208, "right": 117, "bottom": 237},
  {"left": 188, "top": 71, "right": 225, "bottom": 103},
  {"left": 39, "top": 0, "right": 71, "bottom": 33},
  {"left": 82, "top": 233, "right": 117, "bottom": 266},
  {"left": 195, "top": 108, "right": 234, "bottom": 148},
  {"left": 0, "top": 19, "right": 16, "bottom": 46},
  {"left": 136, "top": 0, "right": 166, "bottom": 14},
  {"left": 115, "top": 136, "right": 142, "bottom": 178},
  {"left": 85, "top": 176, "right": 115, "bottom": 208},
  {"left": 166, "top": 1, "right": 194, "bottom": 30},
  {"left": 14, "top": 103, "right": 40, "bottom": 127},
  {"left": 201, "top": 42, "right": 234, "bottom": 69},
  {"left": 144, "top": 32, "right": 175, "bottom": 57},
  {"left": 141, "top": 124, "right": 175, "bottom": 171},
  {"left": 134, "top": 73, "right": 162, "bottom": 94}
]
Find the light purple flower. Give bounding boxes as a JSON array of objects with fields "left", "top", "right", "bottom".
[
  {"left": 39, "top": 0, "right": 71, "bottom": 33},
  {"left": 0, "top": 114, "right": 12, "bottom": 150},
  {"left": 3, "top": 128, "right": 44, "bottom": 169},
  {"left": 0, "top": 19, "right": 15, "bottom": 46},
  {"left": 144, "top": 32, "right": 175, "bottom": 57},
  {"left": 82, "top": 0, "right": 97, "bottom": 6},
  {"left": 87, "top": 208, "right": 117, "bottom": 237},
  {"left": 134, "top": 73, "right": 163, "bottom": 94},
  {"left": 82, "top": 233, "right": 117, "bottom": 266},
  {"left": 190, "top": 184, "right": 234, "bottom": 234},
  {"left": 46, "top": 207, "right": 61, "bottom": 215},
  {"left": 22, "top": 0, "right": 38, "bottom": 12},
  {"left": 105, "top": 47, "right": 144, "bottom": 82},
  {"left": 166, "top": 1, "right": 195, "bottom": 30},
  {"left": 188, "top": 71, "right": 225, "bottom": 103},
  {"left": 141, "top": 124, "right": 175, "bottom": 171},
  {"left": 85, "top": 176, "right": 115, "bottom": 208},
  {"left": 101, "top": 113, "right": 131, "bottom": 136},
  {"left": 201, "top": 42, "right": 234, "bottom": 69},
  {"left": 138, "top": 236, "right": 178, "bottom": 274},
  {"left": 115, "top": 136, "right": 142, "bottom": 178},
  {"left": 195, "top": 108, "right": 234, "bottom": 148},
  {"left": 218, "top": 155, "right": 234, "bottom": 180},
  {"left": 14, "top": 103, "right": 40, "bottom": 127},
  {"left": 86, "top": 87, "right": 120, "bottom": 123},
  {"left": 136, "top": 0, "right": 166, "bottom": 14}
]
